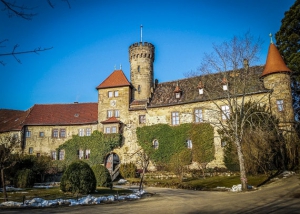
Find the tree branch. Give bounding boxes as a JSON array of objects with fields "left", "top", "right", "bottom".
[{"left": 0, "top": 0, "right": 37, "bottom": 20}]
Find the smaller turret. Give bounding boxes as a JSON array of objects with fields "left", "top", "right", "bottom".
[{"left": 262, "top": 37, "right": 294, "bottom": 126}]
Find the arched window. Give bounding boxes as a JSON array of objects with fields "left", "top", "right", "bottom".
[
  {"left": 186, "top": 139, "right": 192, "bottom": 149},
  {"left": 153, "top": 139, "right": 159, "bottom": 149}
]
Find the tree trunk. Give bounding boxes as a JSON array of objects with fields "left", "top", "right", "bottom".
[
  {"left": 236, "top": 141, "right": 248, "bottom": 191},
  {"left": 1, "top": 168, "right": 8, "bottom": 201}
]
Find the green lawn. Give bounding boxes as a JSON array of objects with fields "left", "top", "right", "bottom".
[
  {"left": 0, "top": 174, "right": 269, "bottom": 203},
  {"left": 0, "top": 186, "right": 132, "bottom": 203}
]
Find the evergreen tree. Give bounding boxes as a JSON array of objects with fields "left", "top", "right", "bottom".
[{"left": 275, "top": 0, "right": 300, "bottom": 122}]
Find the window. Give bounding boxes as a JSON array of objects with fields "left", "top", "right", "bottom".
[
  {"left": 51, "top": 151, "right": 57, "bottom": 160},
  {"left": 60, "top": 129, "right": 66, "bottom": 138},
  {"left": 105, "top": 127, "right": 111, "bottom": 133},
  {"left": 114, "top": 110, "right": 120, "bottom": 118},
  {"left": 59, "top": 150, "right": 65, "bottom": 160},
  {"left": 79, "top": 129, "right": 84, "bottom": 136},
  {"left": 171, "top": 112, "right": 180, "bottom": 125},
  {"left": 107, "top": 110, "right": 113, "bottom": 118},
  {"left": 111, "top": 126, "right": 117, "bottom": 133},
  {"left": 39, "top": 132, "right": 44, "bottom": 137},
  {"left": 85, "top": 149, "right": 91, "bottom": 159},
  {"left": 138, "top": 85, "right": 141, "bottom": 93},
  {"left": 194, "top": 109, "right": 203, "bottom": 123},
  {"left": 139, "top": 115, "right": 146, "bottom": 124},
  {"left": 37, "top": 153, "right": 40, "bottom": 157},
  {"left": 12, "top": 133, "right": 18, "bottom": 140},
  {"left": 114, "top": 91, "right": 119, "bottom": 97},
  {"left": 221, "top": 141, "right": 227, "bottom": 147},
  {"left": 153, "top": 140, "right": 159, "bottom": 149},
  {"left": 26, "top": 130, "right": 31, "bottom": 138},
  {"left": 175, "top": 92, "right": 181, "bottom": 99},
  {"left": 29, "top": 147, "right": 33, "bottom": 154},
  {"left": 108, "top": 91, "right": 113, "bottom": 98},
  {"left": 276, "top": 99, "right": 284, "bottom": 112},
  {"left": 86, "top": 128, "right": 92, "bottom": 136},
  {"left": 186, "top": 139, "right": 192, "bottom": 149},
  {"left": 137, "top": 65, "right": 140, "bottom": 72},
  {"left": 221, "top": 105, "right": 230, "bottom": 120},
  {"left": 78, "top": 149, "right": 84, "bottom": 159},
  {"left": 52, "top": 129, "right": 58, "bottom": 138}
]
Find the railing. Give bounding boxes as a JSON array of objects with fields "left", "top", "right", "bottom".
[{"left": 111, "top": 164, "right": 120, "bottom": 181}]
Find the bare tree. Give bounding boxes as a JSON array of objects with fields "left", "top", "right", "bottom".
[
  {"left": 0, "top": 134, "right": 20, "bottom": 201},
  {"left": 0, "top": 0, "right": 71, "bottom": 65},
  {"left": 186, "top": 32, "right": 266, "bottom": 190}
]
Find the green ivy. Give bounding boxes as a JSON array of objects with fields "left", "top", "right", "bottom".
[
  {"left": 57, "top": 131, "right": 122, "bottom": 166},
  {"left": 136, "top": 123, "right": 214, "bottom": 167}
]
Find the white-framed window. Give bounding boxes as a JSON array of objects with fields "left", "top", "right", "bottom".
[
  {"left": 85, "top": 149, "right": 91, "bottom": 159},
  {"left": 111, "top": 126, "right": 117, "bottom": 133},
  {"left": 29, "top": 147, "right": 33, "bottom": 154},
  {"left": 107, "top": 110, "right": 113, "bottom": 118},
  {"left": 78, "top": 149, "right": 84, "bottom": 159},
  {"left": 139, "top": 115, "right": 146, "bottom": 124},
  {"left": 276, "top": 99, "right": 284, "bottom": 112},
  {"left": 114, "top": 91, "right": 119, "bottom": 97},
  {"left": 171, "top": 112, "right": 180, "bottom": 125},
  {"left": 52, "top": 129, "right": 58, "bottom": 138},
  {"left": 175, "top": 92, "right": 181, "bottom": 99},
  {"left": 108, "top": 91, "right": 113, "bottom": 98},
  {"left": 105, "top": 127, "right": 111, "bottom": 134},
  {"left": 221, "top": 105, "right": 230, "bottom": 120},
  {"left": 39, "top": 132, "right": 44, "bottom": 138},
  {"left": 194, "top": 109, "right": 203, "bottom": 123},
  {"left": 59, "top": 150, "right": 65, "bottom": 160},
  {"left": 51, "top": 151, "right": 57, "bottom": 160},
  {"left": 86, "top": 128, "right": 92, "bottom": 136},
  {"left": 153, "top": 140, "right": 159, "bottom": 149},
  {"left": 186, "top": 139, "right": 192, "bottom": 149},
  {"left": 79, "top": 129, "right": 84, "bottom": 136},
  {"left": 26, "top": 130, "right": 31, "bottom": 138},
  {"left": 60, "top": 129, "right": 66, "bottom": 138},
  {"left": 114, "top": 110, "right": 120, "bottom": 118}
]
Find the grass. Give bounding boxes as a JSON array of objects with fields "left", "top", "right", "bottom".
[
  {"left": 0, "top": 174, "right": 270, "bottom": 203},
  {"left": 127, "top": 174, "right": 269, "bottom": 190},
  {"left": 0, "top": 186, "right": 132, "bottom": 203}
]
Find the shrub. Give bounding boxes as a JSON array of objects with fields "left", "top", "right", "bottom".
[
  {"left": 14, "top": 169, "right": 35, "bottom": 188},
  {"left": 120, "top": 163, "right": 137, "bottom": 178},
  {"left": 60, "top": 161, "right": 96, "bottom": 194},
  {"left": 91, "top": 165, "right": 112, "bottom": 187}
]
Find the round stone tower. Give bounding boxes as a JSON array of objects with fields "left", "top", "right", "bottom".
[
  {"left": 261, "top": 42, "right": 294, "bottom": 126},
  {"left": 129, "top": 42, "right": 155, "bottom": 100}
]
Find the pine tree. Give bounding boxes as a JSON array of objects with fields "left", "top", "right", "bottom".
[{"left": 275, "top": 0, "right": 300, "bottom": 121}]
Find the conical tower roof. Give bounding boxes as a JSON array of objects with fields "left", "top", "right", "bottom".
[{"left": 261, "top": 43, "right": 291, "bottom": 77}]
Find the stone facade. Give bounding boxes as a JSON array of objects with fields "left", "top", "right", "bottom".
[
  {"left": 24, "top": 124, "right": 98, "bottom": 156},
  {"left": 0, "top": 41, "right": 295, "bottom": 171}
]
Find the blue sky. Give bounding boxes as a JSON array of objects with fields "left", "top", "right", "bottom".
[{"left": 0, "top": 0, "right": 296, "bottom": 110}]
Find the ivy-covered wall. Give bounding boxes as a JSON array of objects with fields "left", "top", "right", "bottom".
[
  {"left": 136, "top": 123, "right": 215, "bottom": 167},
  {"left": 57, "top": 131, "right": 121, "bottom": 166}
]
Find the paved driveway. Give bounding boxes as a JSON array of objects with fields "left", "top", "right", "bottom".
[{"left": 1, "top": 175, "right": 300, "bottom": 214}]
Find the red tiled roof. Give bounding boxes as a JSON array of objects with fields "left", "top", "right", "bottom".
[
  {"left": 0, "top": 109, "right": 28, "bottom": 133},
  {"left": 101, "top": 116, "right": 121, "bottom": 124},
  {"left": 96, "top": 70, "right": 131, "bottom": 89},
  {"left": 261, "top": 43, "right": 291, "bottom": 77},
  {"left": 24, "top": 103, "right": 98, "bottom": 126}
]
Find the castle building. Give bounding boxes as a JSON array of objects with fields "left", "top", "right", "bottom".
[{"left": 0, "top": 39, "right": 294, "bottom": 171}]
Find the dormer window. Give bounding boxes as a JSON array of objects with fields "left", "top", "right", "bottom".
[
  {"left": 197, "top": 81, "right": 204, "bottom": 95},
  {"left": 174, "top": 82, "right": 182, "bottom": 99},
  {"left": 222, "top": 77, "right": 228, "bottom": 91}
]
